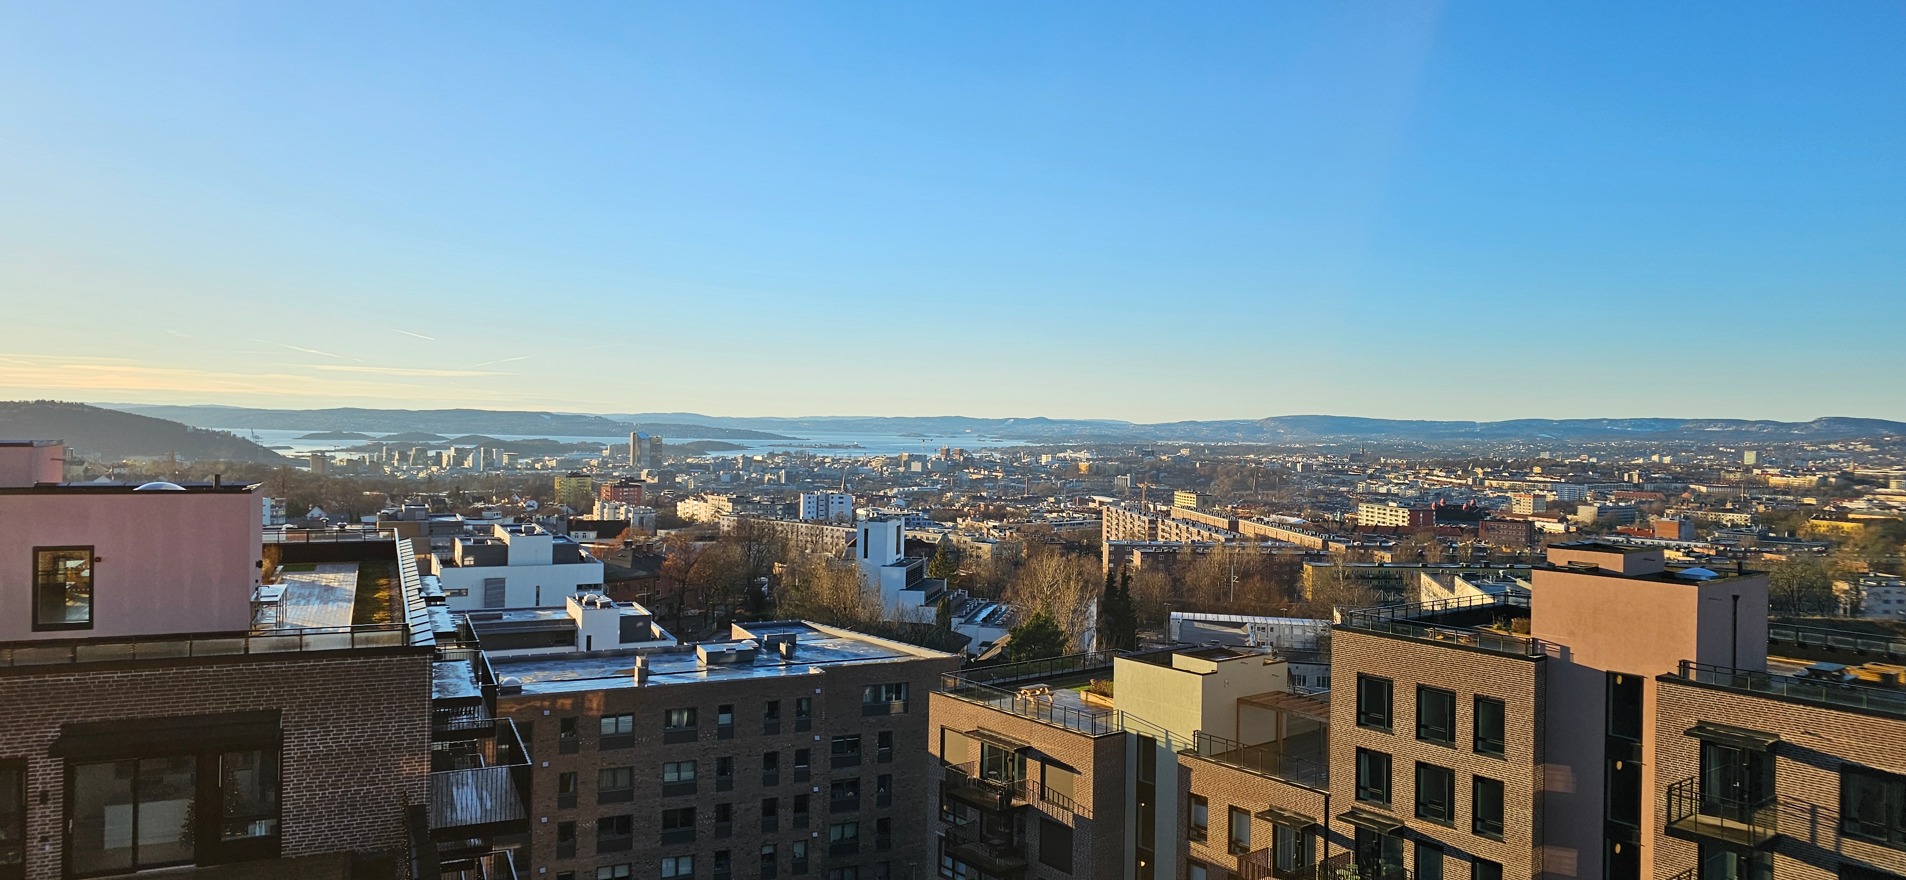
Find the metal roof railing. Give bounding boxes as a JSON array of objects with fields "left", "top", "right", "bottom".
[
  {"left": 1671, "top": 660, "right": 1906, "bottom": 720},
  {"left": 0, "top": 622, "right": 415, "bottom": 668}
]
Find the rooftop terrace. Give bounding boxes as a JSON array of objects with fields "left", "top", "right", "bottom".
[
  {"left": 1336, "top": 593, "right": 1543, "bottom": 659},
  {"left": 1665, "top": 660, "right": 1906, "bottom": 721},
  {"left": 488, "top": 621, "right": 939, "bottom": 695}
]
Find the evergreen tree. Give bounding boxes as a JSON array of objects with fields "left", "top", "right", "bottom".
[
  {"left": 1004, "top": 610, "right": 1069, "bottom": 662},
  {"left": 927, "top": 540, "right": 961, "bottom": 584},
  {"left": 1113, "top": 567, "right": 1138, "bottom": 650}
]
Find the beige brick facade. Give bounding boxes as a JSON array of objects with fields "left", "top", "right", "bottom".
[
  {"left": 1652, "top": 676, "right": 1906, "bottom": 880},
  {"left": 1328, "top": 629, "right": 1546, "bottom": 880}
]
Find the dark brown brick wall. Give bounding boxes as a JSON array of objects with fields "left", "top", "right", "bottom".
[
  {"left": 1329, "top": 629, "right": 1547, "bottom": 880},
  {"left": 1653, "top": 677, "right": 1906, "bottom": 880},
  {"left": 0, "top": 649, "right": 433, "bottom": 880},
  {"left": 503, "top": 650, "right": 957, "bottom": 880}
]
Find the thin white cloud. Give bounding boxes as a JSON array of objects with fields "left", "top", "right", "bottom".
[
  {"left": 309, "top": 365, "right": 502, "bottom": 378},
  {"left": 274, "top": 343, "right": 358, "bottom": 362},
  {"left": 389, "top": 329, "right": 436, "bottom": 341},
  {"left": 462, "top": 355, "right": 532, "bottom": 369}
]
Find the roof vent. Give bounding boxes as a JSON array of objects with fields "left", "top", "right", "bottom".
[
  {"left": 697, "top": 640, "right": 760, "bottom": 667},
  {"left": 1678, "top": 567, "right": 1720, "bottom": 581},
  {"left": 497, "top": 676, "right": 523, "bottom": 695},
  {"left": 134, "top": 481, "right": 186, "bottom": 492}
]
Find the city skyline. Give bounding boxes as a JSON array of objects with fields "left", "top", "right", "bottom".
[{"left": 3, "top": 3, "right": 1904, "bottom": 421}]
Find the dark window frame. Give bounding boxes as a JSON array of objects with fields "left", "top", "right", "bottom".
[
  {"left": 33, "top": 545, "right": 95, "bottom": 632},
  {"left": 1416, "top": 686, "right": 1457, "bottom": 746},
  {"left": 1357, "top": 675, "right": 1393, "bottom": 731},
  {"left": 1415, "top": 762, "right": 1456, "bottom": 823},
  {"left": 1841, "top": 764, "right": 1906, "bottom": 848},
  {"left": 1473, "top": 696, "right": 1506, "bottom": 758},
  {"left": 1356, "top": 748, "right": 1392, "bottom": 806},
  {"left": 1472, "top": 776, "right": 1505, "bottom": 840}
]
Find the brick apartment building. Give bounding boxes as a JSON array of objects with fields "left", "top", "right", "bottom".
[
  {"left": 483, "top": 619, "right": 958, "bottom": 880},
  {"left": 0, "top": 440, "right": 528, "bottom": 880},
  {"left": 928, "top": 541, "right": 1906, "bottom": 880}
]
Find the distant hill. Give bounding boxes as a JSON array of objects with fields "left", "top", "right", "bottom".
[
  {"left": 89, "top": 404, "right": 1906, "bottom": 448},
  {"left": 0, "top": 401, "right": 288, "bottom": 463},
  {"left": 618, "top": 412, "right": 1906, "bottom": 444},
  {"left": 107, "top": 405, "right": 796, "bottom": 440}
]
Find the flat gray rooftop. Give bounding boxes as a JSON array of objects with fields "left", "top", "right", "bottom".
[{"left": 492, "top": 621, "right": 919, "bottom": 695}]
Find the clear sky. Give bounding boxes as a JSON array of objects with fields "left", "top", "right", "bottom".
[{"left": 2, "top": 2, "right": 1902, "bottom": 423}]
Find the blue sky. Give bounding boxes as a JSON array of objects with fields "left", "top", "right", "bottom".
[{"left": 1, "top": 2, "right": 1902, "bottom": 422}]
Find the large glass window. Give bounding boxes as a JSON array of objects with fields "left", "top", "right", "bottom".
[
  {"left": 1842, "top": 765, "right": 1906, "bottom": 847},
  {"left": 1188, "top": 795, "right": 1208, "bottom": 841},
  {"left": 71, "top": 757, "right": 196, "bottom": 875},
  {"left": 1357, "top": 675, "right": 1393, "bottom": 730},
  {"left": 217, "top": 750, "right": 278, "bottom": 843},
  {"left": 1272, "top": 824, "right": 1312, "bottom": 875},
  {"left": 1417, "top": 687, "right": 1456, "bottom": 745},
  {"left": 34, "top": 546, "right": 93, "bottom": 630}
]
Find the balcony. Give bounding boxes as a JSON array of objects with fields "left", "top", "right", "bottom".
[
  {"left": 943, "top": 825, "right": 1027, "bottom": 875},
  {"left": 942, "top": 761, "right": 1025, "bottom": 813},
  {"left": 1664, "top": 775, "right": 1778, "bottom": 848},
  {"left": 427, "top": 719, "right": 530, "bottom": 838},
  {"left": 1244, "top": 854, "right": 1405, "bottom": 880}
]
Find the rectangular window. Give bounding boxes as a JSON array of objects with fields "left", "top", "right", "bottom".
[
  {"left": 1474, "top": 696, "right": 1506, "bottom": 757},
  {"left": 661, "top": 807, "right": 697, "bottom": 844},
  {"left": 597, "top": 815, "right": 634, "bottom": 854},
  {"left": 1228, "top": 806, "right": 1252, "bottom": 855},
  {"left": 661, "top": 856, "right": 694, "bottom": 879},
  {"left": 863, "top": 683, "right": 910, "bottom": 715},
  {"left": 717, "top": 705, "right": 734, "bottom": 726},
  {"left": 1356, "top": 749, "right": 1392, "bottom": 806},
  {"left": 1416, "top": 841, "right": 1444, "bottom": 880},
  {"left": 1038, "top": 817, "right": 1074, "bottom": 872},
  {"left": 34, "top": 546, "right": 94, "bottom": 630},
  {"left": 1606, "top": 673, "right": 1643, "bottom": 743},
  {"left": 1842, "top": 765, "right": 1906, "bottom": 847},
  {"left": 877, "top": 731, "right": 894, "bottom": 763},
  {"left": 1273, "top": 824, "right": 1312, "bottom": 874},
  {"left": 69, "top": 747, "right": 282, "bottom": 876},
  {"left": 1473, "top": 776, "right": 1505, "bottom": 839},
  {"left": 217, "top": 749, "right": 279, "bottom": 843},
  {"left": 663, "top": 760, "right": 697, "bottom": 796},
  {"left": 1188, "top": 794, "right": 1208, "bottom": 841},
  {"left": 598, "top": 766, "right": 635, "bottom": 803},
  {"left": 664, "top": 707, "right": 698, "bottom": 743},
  {"left": 1417, "top": 686, "right": 1456, "bottom": 745},
  {"left": 595, "top": 867, "right": 629, "bottom": 880},
  {"left": 1472, "top": 859, "right": 1502, "bottom": 880},
  {"left": 1357, "top": 675, "right": 1393, "bottom": 730},
  {"left": 600, "top": 713, "right": 635, "bottom": 749},
  {"left": 765, "top": 701, "right": 781, "bottom": 722},
  {"left": 1415, "top": 763, "right": 1455, "bottom": 822},
  {"left": 831, "top": 735, "right": 862, "bottom": 768},
  {"left": 556, "top": 821, "right": 576, "bottom": 858}
]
